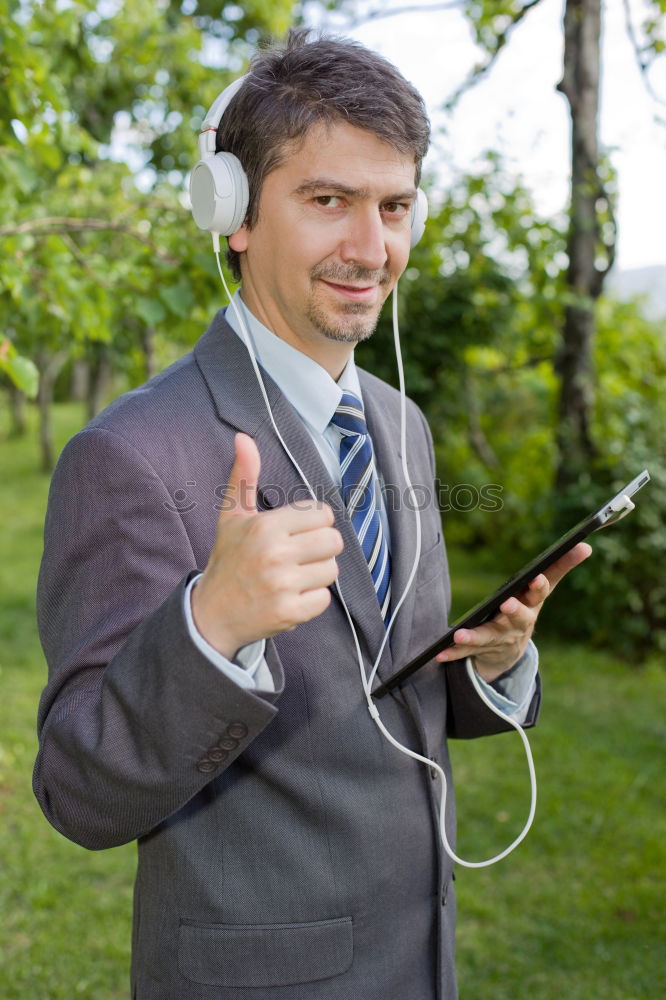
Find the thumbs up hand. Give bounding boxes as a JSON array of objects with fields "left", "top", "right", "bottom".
[{"left": 191, "top": 433, "right": 343, "bottom": 659}]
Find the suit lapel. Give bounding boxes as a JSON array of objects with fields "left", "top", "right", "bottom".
[
  {"left": 361, "top": 373, "right": 420, "bottom": 674},
  {"left": 194, "top": 312, "right": 392, "bottom": 679}
]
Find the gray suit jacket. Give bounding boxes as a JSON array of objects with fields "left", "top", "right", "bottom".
[{"left": 34, "top": 311, "right": 539, "bottom": 1000}]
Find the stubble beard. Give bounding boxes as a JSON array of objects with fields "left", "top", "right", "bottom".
[
  {"left": 305, "top": 299, "right": 379, "bottom": 344},
  {"left": 307, "top": 263, "right": 391, "bottom": 344}
]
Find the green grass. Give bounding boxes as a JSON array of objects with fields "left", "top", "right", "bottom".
[
  {"left": 0, "top": 403, "right": 135, "bottom": 999},
  {"left": 450, "top": 649, "right": 664, "bottom": 1000},
  {"left": 1, "top": 402, "right": 664, "bottom": 998},
  {"left": 446, "top": 548, "right": 665, "bottom": 999}
]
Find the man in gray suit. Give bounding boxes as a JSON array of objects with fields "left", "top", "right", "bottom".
[{"left": 34, "top": 30, "right": 589, "bottom": 1000}]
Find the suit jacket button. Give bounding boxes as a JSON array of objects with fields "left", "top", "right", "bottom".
[
  {"left": 218, "top": 736, "right": 239, "bottom": 751},
  {"left": 196, "top": 758, "right": 217, "bottom": 773},
  {"left": 208, "top": 747, "right": 229, "bottom": 762},
  {"left": 227, "top": 722, "right": 248, "bottom": 739}
]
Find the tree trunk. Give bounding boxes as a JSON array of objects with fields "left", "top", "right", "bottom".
[
  {"left": 87, "top": 344, "right": 112, "bottom": 421},
  {"left": 141, "top": 326, "right": 157, "bottom": 382},
  {"left": 70, "top": 359, "right": 90, "bottom": 402},
  {"left": 7, "top": 383, "right": 28, "bottom": 437},
  {"left": 555, "top": 0, "right": 609, "bottom": 490},
  {"left": 464, "top": 367, "right": 498, "bottom": 468},
  {"left": 36, "top": 350, "right": 69, "bottom": 473}
]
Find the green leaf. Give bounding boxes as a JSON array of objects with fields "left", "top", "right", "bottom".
[
  {"left": 159, "top": 283, "right": 195, "bottom": 318},
  {"left": 1, "top": 354, "right": 39, "bottom": 398},
  {"left": 136, "top": 297, "right": 167, "bottom": 326}
]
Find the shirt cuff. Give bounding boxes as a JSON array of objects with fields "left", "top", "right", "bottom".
[
  {"left": 183, "top": 574, "right": 273, "bottom": 692},
  {"left": 472, "top": 640, "right": 539, "bottom": 724}
]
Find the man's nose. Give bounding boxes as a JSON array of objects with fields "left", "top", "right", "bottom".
[{"left": 339, "top": 208, "right": 388, "bottom": 271}]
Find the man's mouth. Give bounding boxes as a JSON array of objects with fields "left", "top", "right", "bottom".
[{"left": 319, "top": 280, "right": 379, "bottom": 302}]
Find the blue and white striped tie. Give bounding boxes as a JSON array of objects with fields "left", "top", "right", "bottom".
[{"left": 331, "top": 392, "right": 391, "bottom": 621}]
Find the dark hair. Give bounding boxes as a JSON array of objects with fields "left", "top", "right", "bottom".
[{"left": 216, "top": 28, "right": 431, "bottom": 280}]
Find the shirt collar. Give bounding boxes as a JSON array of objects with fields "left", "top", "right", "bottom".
[{"left": 224, "top": 290, "right": 363, "bottom": 434}]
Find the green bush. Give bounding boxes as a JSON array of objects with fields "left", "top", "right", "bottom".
[{"left": 538, "top": 299, "right": 666, "bottom": 659}]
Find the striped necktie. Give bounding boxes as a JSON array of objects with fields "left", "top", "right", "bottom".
[{"left": 331, "top": 392, "right": 391, "bottom": 621}]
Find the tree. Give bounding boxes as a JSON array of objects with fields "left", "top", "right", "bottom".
[
  {"left": 451, "top": 0, "right": 665, "bottom": 489},
  {"left": 555, "top": 0, "right": 609, "bottom": 489},
  {"left": 0, "top": 0, "right": 299, "bottom": 468}
]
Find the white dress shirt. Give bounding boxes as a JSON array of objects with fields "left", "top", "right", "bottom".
[{"left": 184, "top": 291, "right": 538, "bottom": 719}]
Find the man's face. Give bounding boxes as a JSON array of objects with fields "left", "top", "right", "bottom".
[{"left": 229, "top": 120, "right": 417, "bottom": 370}]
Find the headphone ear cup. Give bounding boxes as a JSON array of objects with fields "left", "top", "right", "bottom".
[
  {"left": 410, "top": 188, "right": 428, "bottom": 248},
  {"left": 189, "top": 152, "right": 249, "bottom": 236}
]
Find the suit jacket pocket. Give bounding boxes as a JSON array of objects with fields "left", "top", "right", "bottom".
[
  {"left": 415, "top": 534, "right": 447, "bottom": 592},
  {"left": 178, "top": 915, "right": 353, "bottom": 988},
  {"left": 408, "top": 535, "right": 451, "bottom": 659}
]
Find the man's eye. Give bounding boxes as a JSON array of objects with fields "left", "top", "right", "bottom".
[
  {"left": 383, "top": 202, "right": 409, "bottom": 217},
  {"left": 314, "top": 195, "right": 342, "bottom": 208}
]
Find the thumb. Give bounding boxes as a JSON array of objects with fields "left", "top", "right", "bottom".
[{"left": 220, "top": 433, "right": 261, "bottom": 518}]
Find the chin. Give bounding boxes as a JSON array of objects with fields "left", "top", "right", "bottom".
[
  {"left": 308, "top": 303, "right": 380, "bottom": 344},
  {"left": 321, "top": 325, "right": 376, "bottom": 344}
]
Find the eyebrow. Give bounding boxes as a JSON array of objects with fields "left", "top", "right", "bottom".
[{"left": 293, "top": 178, "right": 417, "bottom": 202}]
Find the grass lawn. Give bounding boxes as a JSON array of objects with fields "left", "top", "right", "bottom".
[
  {"left": 0, "top": 403, "right": 135, "bottom": 999},
  {"left": 1, "top": 402, "right": 664, "bottom": 998}
]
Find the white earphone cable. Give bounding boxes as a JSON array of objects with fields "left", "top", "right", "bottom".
[{"left": 213, "top": 238, "right": 537, "bottom": 867}]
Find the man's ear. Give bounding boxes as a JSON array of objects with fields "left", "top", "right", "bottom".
[{"left": 229, "top": 225, "right": 249, "bottom": 253}]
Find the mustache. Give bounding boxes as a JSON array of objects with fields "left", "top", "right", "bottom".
[{"left": 310, "top": 263, "right": 391, "bottom": 286}]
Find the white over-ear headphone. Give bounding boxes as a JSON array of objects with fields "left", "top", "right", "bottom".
[
  {"left": 190, "top": 76, "right": 249, "bottom": 237},
  {"left": 189, "top": 76, "right": 429, "bottom": 247}
]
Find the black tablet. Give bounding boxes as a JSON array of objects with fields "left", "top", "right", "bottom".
[{"left": 373, "top": 469, "right": 650, "bottom": 699}]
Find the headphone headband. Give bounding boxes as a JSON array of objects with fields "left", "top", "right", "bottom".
[{"left": 197, "top": 75, "right": 248, "bottom": 160}]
